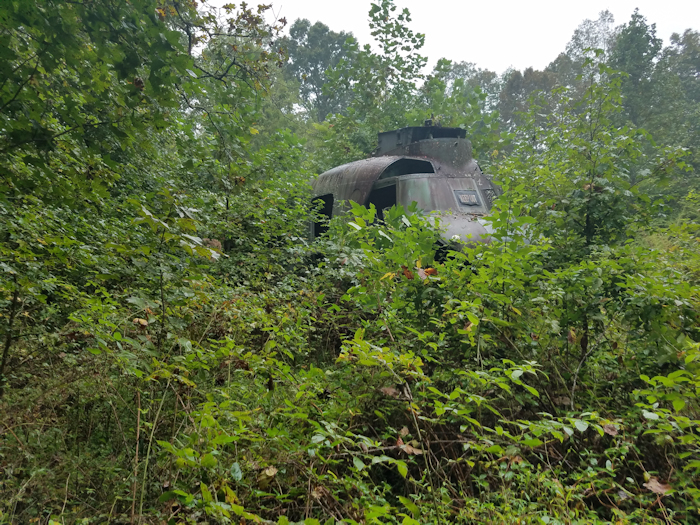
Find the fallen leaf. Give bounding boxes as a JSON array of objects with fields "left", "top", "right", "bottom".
[
  {"left": 257, "top": 465, "right": 278, "bottom": 489},
  {"left": 603, "top": 424, "right": 619, "bottom": 436},
  {"left": 396, "top": 437, "right": 404, "bottom": 446},
  {"left": 553, "top": 396, "right": 571, "bottom": 406},
  {"left": 312, "top": 485, "right": 328, "bottom": 499},
  {"left": 399, "top": 426, "right": 409, "bottom": 437},
  {"left": 380, "top": 386, "right": 401, "bottom": 399},
  {"left": 402, "top": 443, "right": 423, "bottom": 455},
  {"left": 643, "top": 477, "right": 671, "bottom": 495},
  {"left": 424, "top": 268, "right": 438, "bottom": 276},
  {"left": 417, "top": 268, "right": 427, "bottom": 281},
  {"left": 401, "top": 266, "right": 414, "bottom": 280},
  {"left": 133, "top": 318, "right": 148, "bottom": 326}
]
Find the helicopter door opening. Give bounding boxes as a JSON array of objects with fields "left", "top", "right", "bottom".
[
  {"left": 312, "top": 193, "right": 334, "bottom": 238},
  {"left": 367, "top": 184, "right": 397, "bottom": 222}
]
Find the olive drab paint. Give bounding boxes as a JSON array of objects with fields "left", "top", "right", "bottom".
[{"left": 311, "top": 123, "right": 501, "bottom": 243}]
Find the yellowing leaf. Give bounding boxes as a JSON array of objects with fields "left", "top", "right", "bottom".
[
  {"left": 381, "top": 272, "right": 396, "bottom": 281},
  {"left": 249, "top": 127, "right": 259, "bottom": 135},
  {"left": 200, "top": 482, "right": 213, "bottom": 503},
  {"left": 224, "top": 485, "right": 238, "bottom": 504}
]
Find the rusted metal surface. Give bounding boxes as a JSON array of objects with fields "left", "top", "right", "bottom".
[
  {"left": 312, "top": 156, "right": 404, "bottom": 216},
  {"left": 311, "top": 124, "right": 500, "bottom": 243}
]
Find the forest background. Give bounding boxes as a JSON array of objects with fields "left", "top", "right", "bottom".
[{"left": 1, "top": 1, "right": 700, "bottom": 523}]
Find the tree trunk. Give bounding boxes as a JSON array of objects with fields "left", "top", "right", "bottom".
[{"left": 0, "top": 275, "right": 20, "bottom": 399}]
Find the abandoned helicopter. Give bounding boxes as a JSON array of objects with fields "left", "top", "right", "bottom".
[{"left": 311, "top": 122, "right": 500, "bottom": 244}]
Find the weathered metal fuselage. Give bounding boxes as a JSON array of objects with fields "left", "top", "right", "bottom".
[{"left": 311, "top": 125, "right": 499, "bottom": 243}]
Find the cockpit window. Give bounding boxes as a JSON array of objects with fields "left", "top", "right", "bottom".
[{"left": 378, "top": 158, "right": 434, "bottom": 180}]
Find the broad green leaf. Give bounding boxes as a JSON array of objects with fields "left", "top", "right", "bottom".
[
  {"left": 396, "top": 460, "right": 408, "bottom": 478},
  {"left": 353, "top": 456, "right": 366, "bottom": 471},
  {"left": 574, "top": 420, "right": 589, "bottom": 433},
  {"left": 230, "top": 462, "right": 243, "bottom": 482},
  {"left": 201, "top": 453, "right": 217, "bottom": 468},
  {"left": 200, "top": 482, "right": 213, "bottom": 503}
]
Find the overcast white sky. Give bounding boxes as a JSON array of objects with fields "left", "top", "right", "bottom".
[{"left": 251, "top": 0, "right": 699, "bottom": 74}]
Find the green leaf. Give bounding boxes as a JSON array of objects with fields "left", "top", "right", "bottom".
[
  {"left": 399, "top": 495, "right": 419, "bottom": 516},
  {"left": 201, "top": 453, "right": 217, "bottom": 468},
  {"left": 200, "top": 482, "right": 213, "bottom": 503},
  {"left": 523, "top": 385, "right": 540, "bottom": 398},
  {"left": 396, "top": 460, "right": 408, "bottom": 478},
  {"left": 642, "top": 410, "right": 660, "bottom": 421},
  {"left": 486, "top": 444, "right": 504, "bottom": 454},
  {"left": 212, "top": 434, "right": 237, "bottom": 445},
  {"left": 353, "top": 456, "right": 366, "bottom": 471},
  {"left": 230, "top": 462, "right": 243, "bottom": 482}
]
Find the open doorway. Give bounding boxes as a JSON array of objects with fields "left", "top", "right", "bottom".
[{"left": 367, "top": 184, "right": 397, "bottom": 222}]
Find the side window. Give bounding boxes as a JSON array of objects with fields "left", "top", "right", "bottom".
[
  {"left": 367, "top": 184, "right": 396, "bottom": 222},
  {"left": 312, "top": 194, "right": 333, "bottom": 238},
  {"left": 379, "top": 158, "right": 434, "bottom": 180}
]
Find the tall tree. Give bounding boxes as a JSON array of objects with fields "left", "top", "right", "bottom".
[
  {"left": 0, "top": 0, "right": 284, "bottom": 398},
  {"left": 309, "top": 0, "right": 427, "bottom": 170},
  {"left": 498, "top": 67, "right": 558, "bottom": 127},
  {"left": 645, "top": 29, "right": 700, "bottom": 199},
  {"left": 429, "top": 59, "right": 501, "bottom": 111},
  {"left": 609, "top": 9, "right": 662, "bottom": 126},
  {"left": 565, "top": 10, "right": 617, "bottom": 64},
  {"left": 279, "top": 19, "right": 353, "bottom": 121}
]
